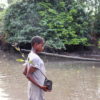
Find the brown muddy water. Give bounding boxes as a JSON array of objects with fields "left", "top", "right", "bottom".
[{"left": 0, "top": 51, "right": 100, "bottom": 100}]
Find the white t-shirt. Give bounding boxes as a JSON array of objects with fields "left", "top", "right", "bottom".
[{"left": 27, "top": 50, "right": 46, "bottom": 86}]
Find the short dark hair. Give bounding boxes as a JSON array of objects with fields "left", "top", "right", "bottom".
[{"left": 31, "top": 36, "right": 44, "bottom": 47}]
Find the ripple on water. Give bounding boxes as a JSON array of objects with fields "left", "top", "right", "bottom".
[
  {"left": 0, "top": 80, "right": 10, "bottom": 100},
  {"left": 0, "top": 53, "right": 100, "bottom": 100}
]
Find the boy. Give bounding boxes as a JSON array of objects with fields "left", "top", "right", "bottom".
[{"left": 23, "top": 36, "right": 48, "bottom": 100}]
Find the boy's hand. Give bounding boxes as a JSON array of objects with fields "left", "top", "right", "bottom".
[{"left": 40, "top": 86, "right": 49, "bottom": 92}]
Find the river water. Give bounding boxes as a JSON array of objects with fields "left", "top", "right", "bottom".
[{"left": 0, "top": 51, "right": 100, "bottom": 100}]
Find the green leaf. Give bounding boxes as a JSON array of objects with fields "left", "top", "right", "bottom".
[
  {"left": 16, "top": 59, "right": 25, "bottom": 62},
  {"left": 48, "top": 8, "right": 57, "bottom": 14},
  {"left": 59, "top": 2, "right": 65, "bottom": 8}
]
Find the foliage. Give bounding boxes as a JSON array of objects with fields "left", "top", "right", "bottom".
[
  {"left": 37, "top": 2, "right": 89, "bottom": 49},
  {"left": 94, "top": 11, "right": 100, "bottom": 37},
  {"left": 4, "top": 1, "right": 42, "bottom": 43},
  {"left": 3, "top": 0, "right": 100, "bottom": 49},
  {"left": 8, "top": 0, "right": 22, "bottom": 4},
  {"left": 0, "top": 10, "right": 6, "bottom": 33}
]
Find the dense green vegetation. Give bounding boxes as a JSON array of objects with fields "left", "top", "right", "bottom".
[
  {"left": 0, "top": 0, "right": 21, "bottom": 33},
  {"left": 0, "top": 1, "right": 7, "bottom": 33},
  {"left": 0, "top": 10, "right": 5, "bottom": 33},
  {"left": 1, "top": 0, "right": 100, "bottom": 49}
]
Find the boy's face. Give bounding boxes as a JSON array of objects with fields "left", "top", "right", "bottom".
[{"left": 33, "top": 42, "right": 44, "bottom": 53}]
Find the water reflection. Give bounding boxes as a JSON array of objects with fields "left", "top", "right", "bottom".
[
  {"left": 44, "top": 60, "right": 100, "bottom": 100},
  {"left": 0, "top": 88, "right": 9, "bottom": 100},
  {"left": 0, "top": 52, "right": 100, "bottom": 100},
  {"left": 0, "top": 73, "right": 10, "bottom": 100}
]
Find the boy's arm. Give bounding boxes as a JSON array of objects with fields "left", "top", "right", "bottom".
[
  {"left": 25, "top": 66, "right": 48, "bottom": 91},
  {"left": 23, "top": 66, "right": 27, "bottom": 76}
]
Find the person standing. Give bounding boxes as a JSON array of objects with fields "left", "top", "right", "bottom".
[{"left": 23, "top": 36, "right": 49, "bottom": 100}]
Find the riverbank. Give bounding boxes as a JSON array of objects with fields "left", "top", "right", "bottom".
[
  {"left": 0, "top": 48, "right": 100, "bottom": 62},
  {"left": 20, "top": 49, "right": 100, "bottom": 62},
  {"left": 0, "top": 40, "right": 100, "bottom": 60}
]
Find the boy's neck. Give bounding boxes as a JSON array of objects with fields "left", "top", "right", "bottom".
[{"left": 31, "top": 47, "right": 36, "bottom": 53}]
